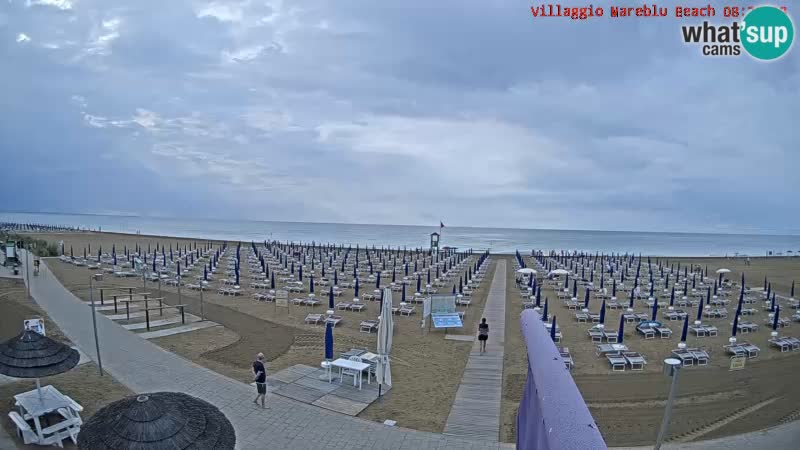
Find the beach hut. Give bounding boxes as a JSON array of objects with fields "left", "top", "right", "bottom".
[{"left": 77, "top": 392, "right": 235, "bottom": 450}]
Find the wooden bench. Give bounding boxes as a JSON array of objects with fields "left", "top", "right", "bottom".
[
  {"left": 119, "top": 297, "right": 165, "bottom": 320},
  {"left": 141, "top": 304, "right": 188, "bottom": 331}
]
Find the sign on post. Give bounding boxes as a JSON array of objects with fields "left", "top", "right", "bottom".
[
  {"left": 275, "top": 290, "right": 289, "bottom": 307},
  {"left": 432, "top": 313, "right": 463, "bottom": 328},
  {"left": 24, "top": 318, "right": 46, "bottom": 336}
]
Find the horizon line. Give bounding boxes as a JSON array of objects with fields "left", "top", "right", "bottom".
[{"left": 1, "top": 209, "right": 799, "bottom": 238}]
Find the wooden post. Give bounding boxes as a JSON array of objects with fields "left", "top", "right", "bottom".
[
  {"left": 100, "top": 289, "right": 104, "bottom": 306},
  {"left": 145, "top": 308, "right": 151, "bottom": 331},
  {"left": 128, "top": 287, "right": 133, "bottom": 299},
  {"left": 159, "top": 298, "right": 163, "bottom": 316},
  {"left": 113, "top": 295, "right": 118, "bottom": 314},
  {"left": 126, "top": 302, "right": 130, "bottom": 320},
  {"left": 180, "top": 306, "right": 185, "bottom": 325}
]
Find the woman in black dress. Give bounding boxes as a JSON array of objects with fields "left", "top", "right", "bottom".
[{"left": 478, "top": 318, "right": 489, "bottom": 353}]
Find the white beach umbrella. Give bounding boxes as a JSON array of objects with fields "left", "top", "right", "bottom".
[
  {"left": 516, "top": 268, "right": 537, "bottom": 274},
  {"left": 716, "top": 268, "right": 731, "bottom": 274},
  {"left": 550, "top": 269, "right": 569, "bottom": 276},
  {"left": 376, "top": 287, "right": 393, "bottom": 395}
]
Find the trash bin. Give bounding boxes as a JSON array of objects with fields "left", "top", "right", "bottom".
[{"left": 13, "top": 267, "right": 19, "bottom": 275}]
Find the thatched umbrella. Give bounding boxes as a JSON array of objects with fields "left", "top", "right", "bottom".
[
  {"left": 78, "top": 392, "right": 236, "bottom": 450},
  {"left": 0, "top": 330, "right": 79, "bottom": 398}
]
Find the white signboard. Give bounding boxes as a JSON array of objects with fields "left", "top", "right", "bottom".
[
  {"left": 24, "top": 318, "right": 46, "bottom": 336},
  {"left": 275, "top": 290, "right": 289, "bottom": 307}
]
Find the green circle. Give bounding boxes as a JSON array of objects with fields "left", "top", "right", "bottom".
[{"left": 741, "top": 6, "right": 794, "bottom": 60}]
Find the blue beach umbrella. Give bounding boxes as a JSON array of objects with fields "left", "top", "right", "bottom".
[
  {"left": 310, "top": 275, "right": 315, "bottom": 294},
  {"left": 402, "top": 283, "right": 406, "bottom": 302},
  {"left": 416, "top": 275, "right": 421, "bottom": 293},
  {"left": 324, "top": 322, "right": 334, "bottom": 360},
  {"left": 696, "top": 296, "right": 704, "bottom": 322},
  {"left": 599, "top": 300, "right": 606, "bottom": 324},
  {"left": 612, "top": 279, "right": 617, "bottom": 297},
  {"left": 271, "top": 273, "right": 275, "bottom": 289},
  {"left": 651, "top": 296, "right": 658, "bottom": 321},
  {"left": 583, "top": 288, "right": 590, "bottom": 309},
  {"left": 235, "top": 267, "right": 239, "bottom": 286},
  {"left": 617, "top": 315, "right": 625, "bottom": 343},
  {"left": 550, "top": 315, "right": 557, "bottom": 341},
  {"left": 773, "top": 305, "right": 781, "bottom": 330},
  {"left": 670, "top": 287, "right": 675, "bottom": 306},
  {"left": 732, "top": 309, "right": 740, "bottom": 337},
  {"left": 328, "top": 286, "right": 334, "bottom": 309},
  {"left": 536, "top": 286, "right": 541, "bottom": 307},
  {"left": 770, "top": 293, "right": 776, "bottom": 312},
  {"left": 355, "top": 278, "right": 360, "bottom": 297},
  {"left": 177, "top": 261, "right": 181, "bottom": 279},
  {"left": 542, "top": 298, "right": 549, "bottom": 321},
  {"left": 299, "top": 265, "right": 303, "bottom": 281},
  {"left": 376, "top": 272, "right": 380, "bottom": 289},
  {"left": 204, "top": 266, "right": 208, "bottom": 281},
  {"left": 572, "top": 280, "right": 578, "bottom": 298},
  {"left": 791, "top": 280, "right": 795, "bottom": 298},
  {"left": 452, "top": 285, "right": 456, "bottom": 295},
  {"left": 334, "top": 270, "right": 339, "bottom": 286},
  {"left": 680, "top": 316, "right": 689, "bottom": 343},
  {"left": 427, "top": 270, "right": 431, "bottom": 285}
]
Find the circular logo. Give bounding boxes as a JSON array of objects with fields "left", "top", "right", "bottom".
[{"left": 741, "top": 6, "right": 795, "bottom": 60}]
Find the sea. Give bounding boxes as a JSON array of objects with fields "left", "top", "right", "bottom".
[{"left": 2, "top": 212, "right": 800, "bottom": 257}]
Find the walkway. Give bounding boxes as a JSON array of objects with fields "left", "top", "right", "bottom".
[
  {"left": 20, "top": 252, "right": 509, "bottom": 450},
  {"left": 444, "top": 259, "right": 506, "bottom": 441}
]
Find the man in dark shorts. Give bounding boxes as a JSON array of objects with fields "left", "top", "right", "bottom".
[
  {"left": 252, "top": 353, "right": 267, "bottom": 409},
  {"left": 478, "top": 318, "right": 489, "bottom": 353}
]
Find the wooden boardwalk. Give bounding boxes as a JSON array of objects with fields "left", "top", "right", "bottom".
[{"left": 444, "top": 259, "right": 507, "bottom": 441}]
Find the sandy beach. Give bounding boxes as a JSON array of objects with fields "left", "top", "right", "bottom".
[
  {"left": 12, "top": 230, "right": 800, "bottom": 446},
  {"left": 36, "top": 231, "right": 493, "bottom": 434}
]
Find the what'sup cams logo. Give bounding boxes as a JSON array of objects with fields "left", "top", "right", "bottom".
[{"left": 681, "top": 6, "right": 794, "bottom": 60}]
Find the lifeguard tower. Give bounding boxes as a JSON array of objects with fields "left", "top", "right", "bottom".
[
  {"left": 4, "top": 240, "right": 19, "bottom": 267},
  {"left": 430, "top": 232, "right": 440, "bottom": 253}
]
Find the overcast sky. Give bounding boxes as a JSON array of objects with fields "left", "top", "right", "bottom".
[{"left": 1, "top": 0, "right": 798, "bottom": 234}]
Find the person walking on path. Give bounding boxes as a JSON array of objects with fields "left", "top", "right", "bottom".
[
  {"left": 252, "top": 353, "right": 268, "bottom": 409},
  {"left": 478, "top": 318, "right": 489, "bottom": 354}
]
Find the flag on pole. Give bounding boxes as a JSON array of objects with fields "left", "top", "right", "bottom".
[{"left": 439, "top": 221, "right": 445, "bottom": 229}]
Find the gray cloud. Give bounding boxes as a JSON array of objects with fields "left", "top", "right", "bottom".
[{"left": 0, "top": 0, "right": 797, "bottom": 234}]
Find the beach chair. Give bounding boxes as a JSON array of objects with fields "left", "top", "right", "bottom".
[
  {"left": 741, "top": 343, "right": 760, "bottom": 358},
  {"left": 636, "top": 325, "right": 655, "bottom": 339},
  {"left": 575, "top": 312, "right": 589, "bottom": 323},
  {"left": 325, "top": 315, "right": 343, "bottom": 327},
  {"left": 360, "top": 320, "right": 379, "bottom": 333},
  {"left": 304, "top": 314, "right": 323, "bottom": 326},
  {"left": 603, "top": 331, "right": 618, "bottom": 343},
  {"left": 559, "top": 347, "right": 574, "bottom": 370},
  {"left": 399, "top": 305, "right": 416, "bottom": 316},
  {"left": 671, "top": 348, "right": 694, "bottom": 366},
  {"left": 336, "top": 302, "right": 352, "bottom": 311},
  {"left": 303, "top": 298, "right": 320, "bottom": 307},
  {"left": 350, "top": 303, "right": 366, "bottom": 312},
  {"left": 690, "top": 348, "right": 709, "bottom": 365},
  {"left": 587, "top": 328, "right": 603, "bottom": 343},
  {"left": 623, "top": 351, "right": 646, "bottom": 371},
  {"left": 606, "top": 353, "right": 627, "bottom": 372},
  {"left": 769, "top": 337, "right": 790, "bottom": 352},
  {"left": 656, "top": 326, "right": 673, "bottom": 339},
  {"left": 341, "top": 356, "right": 363, "bottom": 385}
]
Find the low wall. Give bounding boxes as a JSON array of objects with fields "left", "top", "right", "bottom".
[{"left": 517, "top": 309, "right": 607, "bottom": 450}]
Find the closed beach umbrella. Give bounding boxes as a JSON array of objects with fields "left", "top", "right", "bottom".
[
  {"left": 572, "top": 280, "right": 578, "bottom": 298},
  {"left": 416, "top": 275, "right": 421, "bottom": 293},
  {"left": 599, "top": 300, "right": 606, "bottom": 324},
  {"left": 0, "top": 330, "right": 80, "bottom": 398},
  {"left": 696, "top": 296, "right": 704, "bottom": 322},
  {"left": 770, "top": 293, "right": 776, "bottom": 312},
  {"left": 612, "top": 279, "right": 617, "bottom": 297},
  {"left": 536, "top": 286, "right": 541, "bottom": 307},
  {"left": 452, "top": 285, "right": 456, "bottom": 295},
  {"left": 732, "top": 309, "right": 740, "bottom": 337},
  {"left": 299, "top": 265, "right": 303, "bottom": 281},
  {"left": 680, "top": 316, "right": 689, "bottom": 343},
  {"left": 325, "top": 321, "right": 334, "bottom": 360},
  {"left": 270, "top": 272, "right": 275, "bottom": 289},
  {"left": 542, "top": 298, "right": 549, "bottom": 320},
  {"left": 791, "top": 280, "right": 795, "bottom": 298},
  {"left": 77, "top": 392, "right": 235, "bottom": 450},
  {"left": 234, "top": 267, "right": 239, "bottom": 286},
  {"left": 583, "top": 288, "right": 590, "bottom": 309},
  {"left": 203, "top": 266, "right": 208, "bottom": 281},
  {"left": 617, "top": 315, "right": 625, "bottom": 343},
  {"left": 402, "top": 283, "right": 406, "bottom": 302},
  {"left": 375, "top": 271, "right": 380, "bottom": 289},
  {"left": 334, "top": 270, "right": 339, "bottom": 286},
  {"left": 670, "top": 287, "right": 675, "bottom": 306},
  {"left": 376, "top": 288, "right": 394, "bottom": 397},
  {"left": 309, "top": 275, "right": 315, "bottom": 294},
  {"left": 772, "top": 305, "right": 781, "bottom": 331},
  {"left": 651, "top": 296, "right": 658, "bottom": 321},
  {"left": 550, "top": 315, "right": 557, "bottom": 341}
]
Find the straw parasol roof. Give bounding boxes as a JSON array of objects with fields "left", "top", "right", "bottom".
[
  {"left": 78, "top": 392, "right": 236, "bottom": 450},
  {"left": 0, "top": 330, "right": 79, "bottom": 378}
]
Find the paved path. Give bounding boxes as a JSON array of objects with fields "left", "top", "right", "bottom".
[
  {"left": 20, "top": 252, "right": 511, "bottom": 450},
  {"left": 444, "top": 259, "right": 506, "bottom": 441}
]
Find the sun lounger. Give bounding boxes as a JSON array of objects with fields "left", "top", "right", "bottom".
[
  {"left": 303, "top": 298, "right": 320, "bottom": 307},
  {"left": 636, "top": 325, "right": 655, "bottom": 339},
  {"left": 360, "top": 320, "right": 379, "bottom": 333},
  {"left": 671, "top": 348, "right": 694, "bottom": 366},
  {"left": 559, "top": 347, "right": 574, "bottom": 370},
  {"left": 656, "top": 326, "right": 673, "bottom": 339},
  {"left": 741, "top": 343, "right": 760, "bottom": 358},
  {"left": 606, "top": 352, "right": 627, "bottom": 371},
  {"left": 575, "top": 312, "right": 589, "bottom": 323},
  {"left": 399, "top": 305, "right": 416, "bottom": 316},
  {"left": 350, "top": 303, "right": 366, "bottom": 312},
  {"left": 769, "top": 337, "right": 790, "bottom": 352},
  {"left": 588, "top": 329, "right": 603, "bottom": 343},
  {"left": 623, "top": 351, "right": 646, "bottom": 370},
  {"left": 325, "top": 315, "right": 343, "bottom": 327},
  {"left": 305, "top": 314, "right": 323, "bottom": 326}
]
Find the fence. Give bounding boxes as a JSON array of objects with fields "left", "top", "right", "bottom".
[{"left": 516, "top": 309, "right": 607, "bottom": 450}]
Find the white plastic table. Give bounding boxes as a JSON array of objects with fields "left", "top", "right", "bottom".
[
  {"left": 14, "top": 385, "right": 79, "bottom": 445},
  {"left": 330, "top": 358, "right": 370, "bottom": 390}
]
